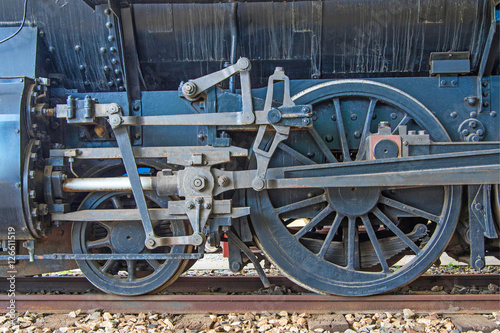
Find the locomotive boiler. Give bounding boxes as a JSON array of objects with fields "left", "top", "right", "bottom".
[{"left": 0, "top": 0, "right": 499, "bottom": 296}]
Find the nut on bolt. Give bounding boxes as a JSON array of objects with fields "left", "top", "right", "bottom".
[
  {"left": 185, "top": 201, "right": 195, "bottom": 210},
  {"left": 182, "top": 81, "right": 197, "bottom": 97},
  {"left": 107, "top": 104, "right": 119, "bottom": 114},
  {"left": 191, "top": 176, "right": 207, "bottom": 191},
  {"left": 146, "top": 238, "right": 156, "bottom": 248}
]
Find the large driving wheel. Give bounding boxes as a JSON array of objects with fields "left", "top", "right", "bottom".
[
  {"left": 72, "top": 191, "right": 190, "bottom": 295},
  {"left": 248, "top": 80, "right": 461, "bottom": 296}
]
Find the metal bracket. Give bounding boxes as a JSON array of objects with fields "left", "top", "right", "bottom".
[
  {"left": 251, "top": 66, "right": 297, "bottom": 191},
  {"left": 470, "top": 184, "right": 498, "bottom": 239}
]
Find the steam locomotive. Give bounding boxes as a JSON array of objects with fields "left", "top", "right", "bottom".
[{"left": 0, "top": 0, "right": 498, "bottom": 296}]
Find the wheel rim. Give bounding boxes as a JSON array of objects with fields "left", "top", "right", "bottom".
[
  {"left": 72, "top": 191, "right": 188, "bottom": 295},
  {"left": 249, "top": 80, "right": 461, "bottom": 296}
]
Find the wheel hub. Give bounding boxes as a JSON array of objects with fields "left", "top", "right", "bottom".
[
  {"left": 327, "top": 187, "right": 380, "bottom": 216},
  {"left": 110, "top": 222, "right": 146, "bottom": 254}
]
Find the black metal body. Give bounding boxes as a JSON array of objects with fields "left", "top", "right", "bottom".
[{"left": 0, "top": 0, "right": 498, "bottom": 296}]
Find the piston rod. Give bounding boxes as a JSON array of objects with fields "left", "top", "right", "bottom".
[{"left": 62, "top": 177, "right": 155, "bottom": 192}]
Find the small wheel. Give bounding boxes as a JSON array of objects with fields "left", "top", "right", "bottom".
[
  {"left": 249, "top": 80, "right": 461, "bottom": 296},
  {"left": 72, "top": 191, "right": 189, "bottom": 295}
]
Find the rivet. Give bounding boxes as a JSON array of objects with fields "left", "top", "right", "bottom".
[
  {"left": 461, "top": 129, "right": 469, "bottom": 136},
  {"left": 74, "top": 45, "right": 81, "bottom": 51},
  {"left": 325, "top": 135, "right": 333, "bottom": 142},
  {"left": 103, "top": 65, "right": 111, "bottom": 72},
  {"left": 118, "top": 86, "right": 125, "bottom": 91},
  {"left": 108, "top": 81, "right": 114, "bottom": 87},
  {"left": 450, "top": 112, "right": 457, "bottom": 118},
  {"left": 105, "top": 22, "right": 113, "bottom": 29},
  {"left": 440, "top": 80, "right": 447, "bottom": 85},
  {"left": 116, "top": 78, "right": 123, "bottom": 84},
  {"left": 482, "top": 91, "right": 489, "bottom": 97},
  {"left": 114, "top": 68, "right": 121, "bottom": 75},
  {"left": 470, "top": 111, "right": 477, "bottom": 118},
  {"left": 79, "top": 64, "right": 86, "bottom": 70},
  {"left": 111, "top": 58, "right": 119, "bottom": 65},
  {"left": 350, "top": 114, "right": 357, "bottom": 121},
  {"left": 490, "top": 111, "right": 497, "bottom": 118},
  {"left": 482, "top": 81, "right": 489, "bottom": 88},
  {"left": 49, "top": 46, "right": 55, "bottom": 52},
  {"left": 109, "top": 47, "right": 117, "bottom": 53},
  {"left": 104, "top": 8, "right": 111, "bottom": 15},
  {"left": 390, "top": 113, "right": 397, "bottom": 120},
  {"left": 330, "top": 115, "right": 336, "bottom": 121},
  {"left": 483, "top": 101, "right": 489, "bottom": 108},
  {"left": 133, "top": 104, "right": 140, "bottom": 112},
  {"left": 476, "top": 129, "right": 484, "bottom": 136},
  {"left": 84, "top": 81, "right": 90, "bottom": 86},
  {"left": 353, "top": 131, "right": 361, "bottom": 139},
  {"left": 307, "top": 151, "right": 315, "bottom": 158},
  {"left": 451, "top": 80, "right": 457, "bottom": 86},
  {"left": 100, "top": 47, "right": 107, "bottom": 54}
]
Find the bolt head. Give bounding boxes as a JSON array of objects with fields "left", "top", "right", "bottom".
[
  {"left": 302, "top": 118, "right": 311, "bottom": 125},
  {"left": 195, "top": 197, "right": 204, "bottom": 204},
  {"left": 204, "top": 202, "right": 212, "bottom": 210},
  {"left": 461, "top": 129, "right": 469, "bottom": 136},
  {"left": 146, "top": 238, "right": 156, "bottom": 247},
  {"left": 252, "top": 178, "right": 265, "bottom": 191},
  {"left": 182, "top": 82, "right": 197, "bottom": 96},
  {"left": 351, "top": 114, "right": 358, "bottom": 121},
  {"left": 218, "top": 175, "right": 230, "bottom": 187},
  {"left": 237, "top": 57, "right": 251, "bottom": 71},
  {"left": 440, "top": 80, "right": 447, "bottom": 85},
  {"left": 185, "top": 201, "right": 195, "bottom": 210},
  {"left": 301, "top": 106, "right": 311, "bottom": 114}
]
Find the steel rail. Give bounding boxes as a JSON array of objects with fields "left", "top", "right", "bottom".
[
  {"left": 1, "top": 294, "right": 498, "bottom": 314},
  {"left": 0, "top": 274, "right": 498, "bottom": 294}
]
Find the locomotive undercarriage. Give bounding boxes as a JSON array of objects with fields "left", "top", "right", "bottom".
[{"left": 1, "top": 0, "right": 499, "bottom": 296}]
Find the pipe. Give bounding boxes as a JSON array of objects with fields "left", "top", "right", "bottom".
[
  {"left": 229, "top": 2, "right": 238, "bottom": 93},
  {"left": 62, "top": 177, "right": 154, "bottom": 192}
]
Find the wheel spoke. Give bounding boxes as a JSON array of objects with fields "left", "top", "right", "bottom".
[
  {"left": 294, "top": 205, "right": 332, "bottom": 240},
  {"left": 147, "top": 259, "right": 160, "bottom": 271},
  {"left": 110, "top": 196, "right": 123, "bottom": 209},
  {"left": 333, "top": 98, "right": 351, "bottom": 162},
  {"left": 317, "top": 213, "right": 343, "bottom": 258},
  {"left": 373, "top": 207, "right": 421, "bottom": 254},
  {"left": 278, "top": 142, "right": 317, "bottom": 165},
  {"left": 392, "top": 114, "right": 411, "bottom": 134},
  {"left": 308, "top": 128, "right": 338, "bottom": 163},
  {"left": 127, "top": 260, "right": 137, "bottom": 282},
  {"left": 379, "top": 196, "right": 441, "bottom": 223},
  {"left": 356, "top": 98, "right": 377, "bottom": 161},
  {"left": 360, "top": 214, "right": 390, "bottom": 274},
  {"left": 86, "top": 236, "right": 111, "bottom": 250},
  {"left": 346, "top": 216, "right": 358, "bottom": 270},
  {"left": 100, "top": 259, "right": 116, "bottom": 273},
  {"left": 275, "top": 194, "right": 326, "bottom": 215}
]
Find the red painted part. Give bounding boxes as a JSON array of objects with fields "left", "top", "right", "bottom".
[{"left": 222, "top": 239, "right": 229, "bottom": 257}]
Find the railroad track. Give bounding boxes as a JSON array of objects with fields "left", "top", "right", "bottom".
[{"left": 1, "top": 274, "right": 499, "bottom": 314}]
